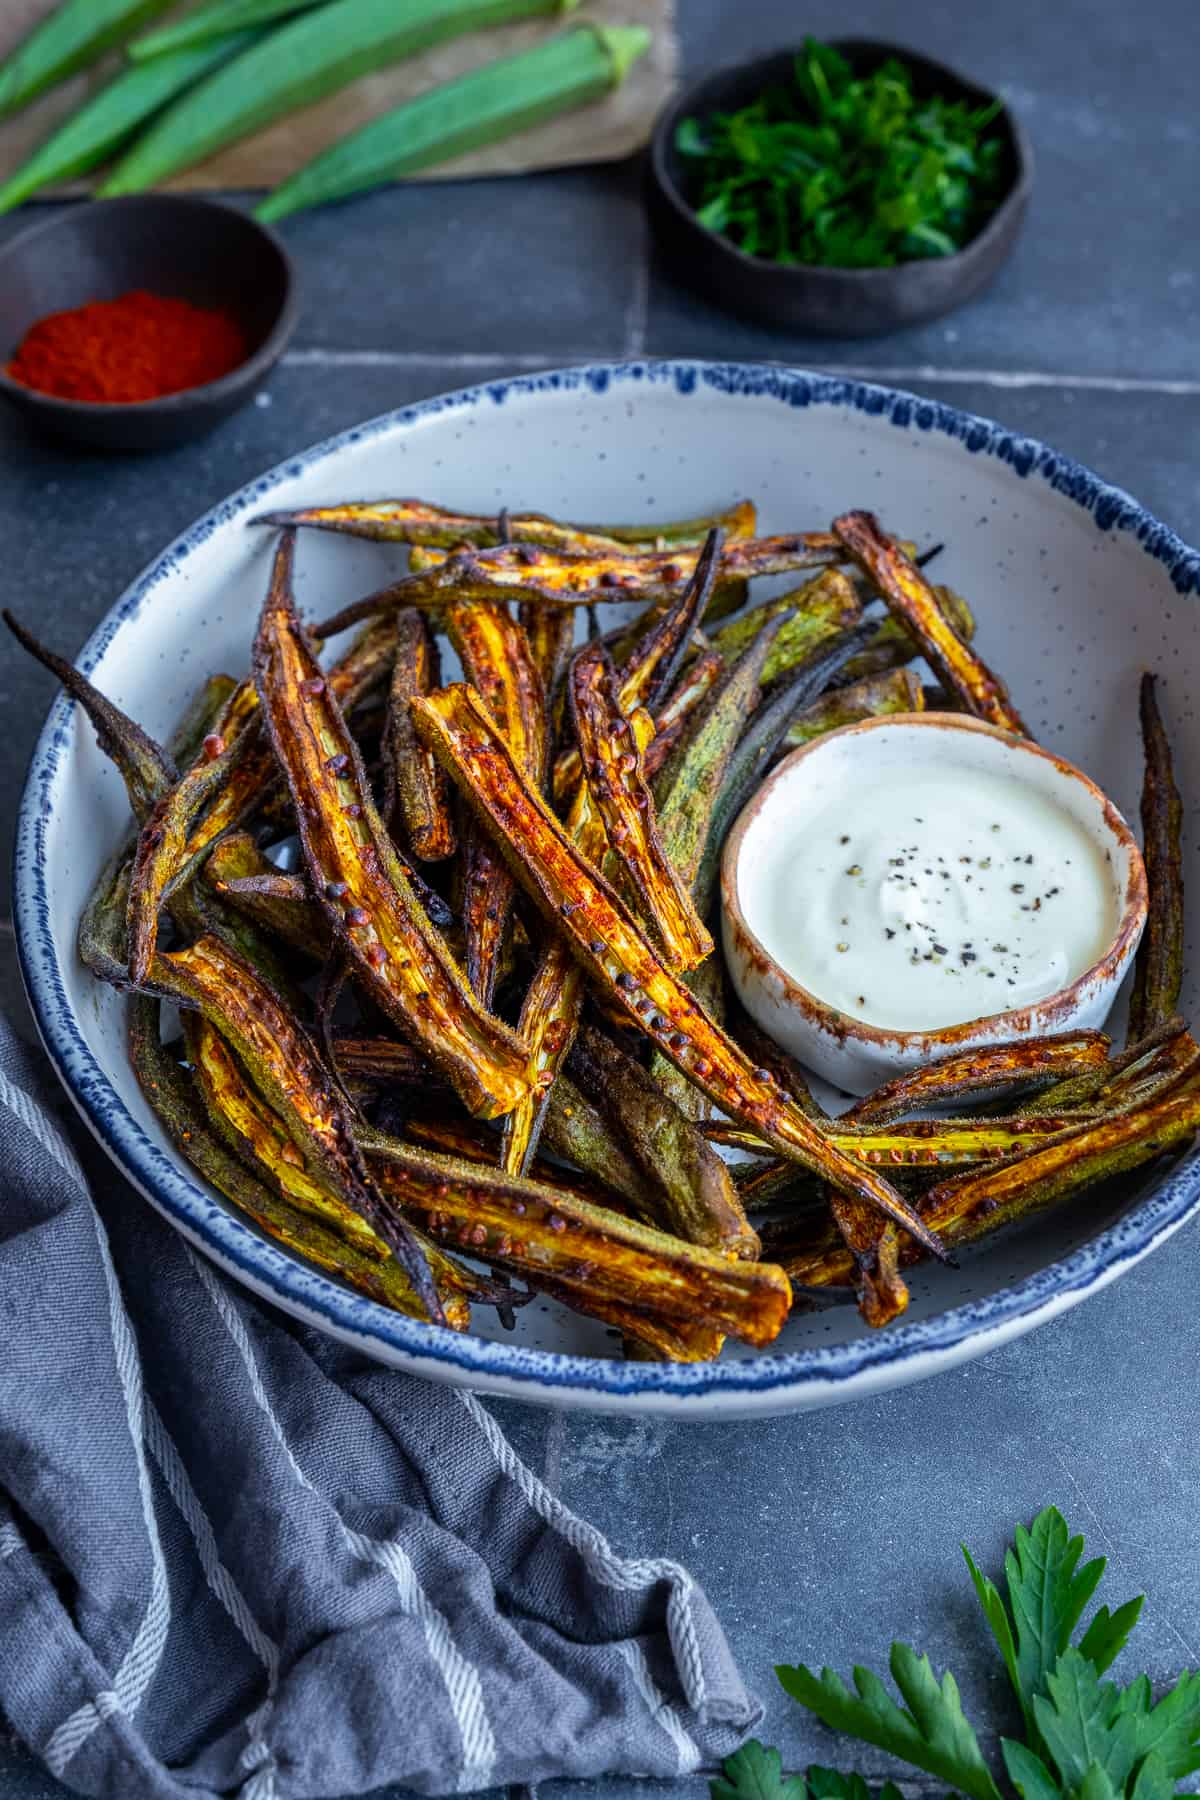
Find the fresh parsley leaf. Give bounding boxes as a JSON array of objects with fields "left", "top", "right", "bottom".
[
  {"left": 1001, "top": 1735, "right": 1063, "bottom": 1800},
  {"left": 1081, "top": 1597, "right": 1149, "bottom": 1676},
  {"left": 1078, "top": 1764, "right": 1125, "bottom": 1800},
  {"left": 776, "top": 1645, "right": 1002, "bottom": 1800},
  {"left": 1130, "top": 1750, "right": 1180, "bottom": 1800},
  {"left": 964, "top": 1542, "right": 1024, "bottom": 1724},
  {"left": 1032, "top": 1649, "right": 1140, "bottom": 1794},
  {"left": 1115, "top": 1671, "right": 1200, "bottom": 1780},
  {"left": 711, "top": 1740, "right": 807, "bottom": 1800},
  {"left": 805, "top": 1769, "right": 902, "bottom": 1800},
  {"left": 967, "top": 1505, "right": 1145, "bottom": 1747}
]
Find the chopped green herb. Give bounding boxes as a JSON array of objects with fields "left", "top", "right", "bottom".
[{"left": 678, "top": 38, "right": 1007, "bottom": 269}]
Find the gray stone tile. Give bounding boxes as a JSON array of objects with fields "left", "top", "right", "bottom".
[
  {"left": 655, "top": 0, "right": 1200, "bottom": 379},
  {"left": 551, "top": 1217, "right": 1200, "bottom": 1776},
  {"left": 276, "top": 164, "right": 645, "bottom": 358}
]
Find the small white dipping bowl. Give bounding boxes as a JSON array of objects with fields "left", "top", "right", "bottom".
[{"left": 721, "top": 712, "right": 1148, "bottom": 1094}]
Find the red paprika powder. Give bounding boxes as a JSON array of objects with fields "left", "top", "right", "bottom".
[{"left": 7, "top": 289, "right": 247, "bottom": 405}]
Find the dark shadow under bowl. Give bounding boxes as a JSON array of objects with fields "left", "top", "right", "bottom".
[
  {"left": 649, "top": 40, "right": 1033, "bottom": 337},
  {"left": 0, "top": 194, "right": 298, "bottom": 451}
]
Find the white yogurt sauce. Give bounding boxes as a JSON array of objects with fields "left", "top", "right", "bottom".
[{"left": 748, "top": 761, "right": 1118, "bottom": 1031}]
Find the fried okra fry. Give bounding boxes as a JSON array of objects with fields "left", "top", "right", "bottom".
[
  {"left": 314, "top": 532, "right": 841, "bottom": 637},
  {"left": 129, "top": 996, "right": 469, "bottom": 1328},
  {"left": 570, "top": 641, "right": 713, "bottom": 971},
  {"left": 127, "top": 676, "right": 264, "bottom": 982},
  {"left": 411, "top": 682, "right": 947, "bottom": 1258},
  {"left": 4, "top": 610, "right": 177, "bottom": 821},
  {"left": 835, "top": 585, "right": 976, "bottom": 687},
  {"left": 1128, "top": 672, "right": 1184, "bottom": 1041},
  {"left": 832, "top": 512, "right": 1027, "bottom": 733},
  {"left": 655, "top": 609, "right": 790, "bottom": 895},
  {"left": 365, "top": 1136, "right": 792, "bottom": 1348},
  {"left": 844, "top": 1031, "right": 1112, "bottom": 1124},
  {"left": 252, "top": 531, "right": 532, "bottom": 1119},
  {"left": 783, "top": 668, "right": 924, "bottom": 748},
  {"left": 444, "top": 595, "right": 547, "bottom": 1003},
  {"left": 254, "top": 495, "right": 756, "bottom": 552},
  {"left": 382, "top": 608, "right": 456, "bottom": 861},
  {"left": 707, "top": 1113, "right": 1084, "bottom": 1165},
  {"left": 206, "top": 831, "right": 331, "bottom": 962},
  {"left": 784, "top": 1082, "right": 1200, "bottom": 1300},
  {"left": 149, "top": 930, "right": 445, "bottom": 1323},
  {"left": 551, "top": 532, "right": 723, "bottom": 803},
  {"left": 710, "top": 568, "right": 862, "bottom": 686},
  {"left": 568, "top": 1022, "right": 757, "bottom": 1257}
]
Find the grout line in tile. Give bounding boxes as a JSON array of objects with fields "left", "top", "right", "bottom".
[{"left": 279, "top": 347, "right": 1200, "bottom": 395}]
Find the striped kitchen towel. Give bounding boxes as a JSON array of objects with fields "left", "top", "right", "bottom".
[{"left": 0, "top": 1012, "right": 759, "bottom": 1799}]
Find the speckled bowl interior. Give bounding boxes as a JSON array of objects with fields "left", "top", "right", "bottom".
[{"left": 15, "top": 362, "right": 1200, "bottom": 1417}]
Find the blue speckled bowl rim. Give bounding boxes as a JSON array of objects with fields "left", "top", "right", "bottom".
[{"left": 15, "top": 359, "right": 1200, "bottom": 1406}]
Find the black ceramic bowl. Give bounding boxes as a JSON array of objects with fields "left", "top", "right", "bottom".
[
  {"left": 649, "top": 41, "right": 1032, "bottom": 337},
  {"left": 0, "top": 195, "right": 298, "bottom": 450}
]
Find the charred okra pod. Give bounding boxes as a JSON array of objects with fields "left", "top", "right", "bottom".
[
  {"left": 570, "top": 641, "right": 713, "bottom": 971},
  {"left": 383, "top": 608, "right": 456, "bottom": 862},
  {"left": 844, "top": 1031, "right": 1112, "bottom": 1124},
  {"left": 1128, "top": 672, "right": 1184, "bottom": 1041},
  {"left": 129, "top": 995, "right": 469, "bottom": 1328},
  {"left": 568, "top": 1022, "right": 757, "bottom": 1257},
  {"left": 252, "top": 531, "right": 532, "bottom": 1119},
  {"left": 832, "top": 512, "right": 1026, "bottom": 733},
  {"left": 411, "top": 681, "right": 947, "bottom": 1258},
  {"left": 783, "top": 667, "right": 924, "bottom": 747},
  {"left": 314, "top": 532, "right": 842, "bottom": 638},
  {"left": 365, "top": 1134, "right": 792, "bottom": 1348}
]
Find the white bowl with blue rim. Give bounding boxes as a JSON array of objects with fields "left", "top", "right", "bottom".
[{"left": 14, "top": 361, "right": 1200, "bottom": 1419}]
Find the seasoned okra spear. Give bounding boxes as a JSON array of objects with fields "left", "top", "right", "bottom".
[
  {"left": 127, "top": 676, "right": 264, "bottom": 982},
  {"left": 252, "top": 530, "right": 533, "bottom": 1119},
  {"left": 784, "top": 1081, "right": 1200, "bottom": 1301},
  {"left": 206, "top": 831, "right": 331, "bottom": 961},
  {"left": 443, "top": 594, "right": 546, "bottom": 1003},
  {"left": 314, "top": 532, "right": 842, "bottom": 638},
  {"left": 654, "top": 609, "right": 790, "bottom": 895},
  {"left": 710, "top": 568, "right": 862, "bottom": 685},
  {"left": 568, "top": 1023, "right": 757, "bottom": 1258},
  {"left": 833, "top": 511, "right": 1027, "bottom": 733},
  {"left": 4, "top": 610, "right": 177, "bottom": 820},
  {"left": 551, "top": 530, "right": 722, "bottom": 802},
  {"left": 783, "top": 667, "right": 924, "bottom": 747},
  {"left": 834, "top": 584, "right": 976, "bottom": 687},
  {"left": 148, "top": 930, "right": 445, "bottom": 1322},
  {"left": 570, "top": 641, "right": 713, "bottom": 972},
  {"left": 412, "top": 682, "right": 948, "bottom": 1257},
  {"left": 709, "top": 1113, "right": 1095, "bottom": 1166},
  {"left": 253, "top": 494, "right": 756, "bottom": 552},
  {"left": 843, "top": 1031, "right": 1112, "bottom": 1124},
  {"left": 129, "top": 995, "right": 470, "bottom": 1328},
  {"left": 382, "top": 609, "right": 456, "bottom": 862},
  {"left": 363, "top": 1133, "right": 793, "bottom": 1349},
  {"left": 1128, "top": 672, "right": 1184, "bottom": 1041}
]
